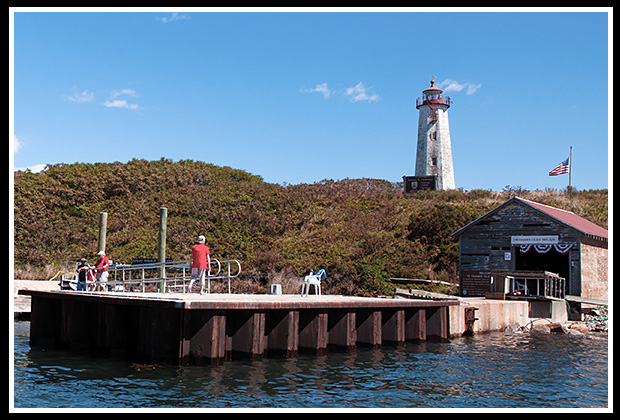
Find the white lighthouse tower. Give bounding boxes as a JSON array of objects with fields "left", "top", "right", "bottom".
[{"left": 414, "top": 78, "right": 455, "bottom": 190}]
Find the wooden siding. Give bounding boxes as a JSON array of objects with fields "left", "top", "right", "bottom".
[{"left": 456, "top": 200, "right": 583, "bottom": 296}]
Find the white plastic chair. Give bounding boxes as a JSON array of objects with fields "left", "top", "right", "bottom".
[{"left": 301, "top": 269, "right": 326, "bottom": 297}]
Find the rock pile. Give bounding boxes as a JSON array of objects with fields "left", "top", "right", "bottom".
[
  {"left": 504, "top": 305, "right": 608, "bottom": 335},
  {"left": 583, "top": 305, "right": 608, "bottom": 332}
]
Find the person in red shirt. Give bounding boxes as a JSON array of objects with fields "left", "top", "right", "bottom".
[
  {"left": 187, "top": 235, "right": 211, "bottom": 294},
  {"left": 94, "top": 250, "right": 110, "bottom": 291}
]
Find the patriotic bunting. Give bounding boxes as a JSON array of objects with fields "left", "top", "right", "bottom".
[{"left": 519, "top": 243, "right": 574, "bottom": 254}]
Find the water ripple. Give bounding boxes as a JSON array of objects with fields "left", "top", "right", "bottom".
[{"left": 13, "top": 321, "right": 608, "bottom": 409}]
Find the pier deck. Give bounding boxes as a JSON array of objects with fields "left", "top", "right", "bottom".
[{"left": 21, "top": 290, "right": 457, "bottom": 365}]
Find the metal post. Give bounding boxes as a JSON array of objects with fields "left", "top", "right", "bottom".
[
  {"left": 568, "top": 145, "right": 573, "bottom": 204},
  {"left": 157, "top": 207, "right": 167, "bottom": 292},
  {"left": 227, "top": 262, "right": 231, "bottom": 293}
]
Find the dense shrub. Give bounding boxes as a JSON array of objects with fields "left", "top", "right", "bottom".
[{"left": 13, "top": 159, "right": 608, "bottom": 295}]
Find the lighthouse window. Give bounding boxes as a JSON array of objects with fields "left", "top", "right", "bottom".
[
  {"left": 430, "top": 131, "right": 437, "bottom": 141},
  {"left": 431, "top": 157, "right": 438, "bottom": 166}
]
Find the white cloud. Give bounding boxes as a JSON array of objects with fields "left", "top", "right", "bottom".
[
  {"left": 438, "top": 79, "right": 482, "bottom": 95},
  {"left": 302, "top": 81, "right": 380, "bottom": 103},
  {"left": 158, "top": 13, "right": 189, "bottom": 23},
  {"left": 344, "top": 82, "right": 380, "bottom": 103},
  {"left": 13, "top": 134, "right": 22, "bottom": 153},
  {"left": 13, "top": 135, "right": 46, "bottom": 172},
  {"left": 466, "top": 83, "right": 482, "bottom": 95},
  {"left": 103, "top": 99, "right": 139, "bottom": 110},
  {"left": 301, "top": 83, "right": 333, "bottom": 99},
  {"left": 104, "top": 89, "right": 140, "bottom": 110},
  {"left": 15, "top": 163, "right": 47, "bottom": 173},
  {"left": 66, "top": 90, "right": 95, "bottom": 103},
  {"left": 110, "top": 89, "right": 137, "bottom": 99}
]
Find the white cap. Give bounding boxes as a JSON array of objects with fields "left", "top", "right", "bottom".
[
  {"left": 97, "top": 250, "right": 106, "bottom": 256},
  {"left": 198, "top": 235, "right": 205, "bottom": 244}
]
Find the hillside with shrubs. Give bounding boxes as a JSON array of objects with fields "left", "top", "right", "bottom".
[{"left": 13, "top": 159, "right": 608, "bottom": 296}]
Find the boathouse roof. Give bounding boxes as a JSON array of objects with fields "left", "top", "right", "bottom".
[{"left": 451, "top": 196, "right": 608, "bottom": 243}]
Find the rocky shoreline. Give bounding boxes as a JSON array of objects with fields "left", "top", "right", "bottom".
[
  {"left": 582, "top": 305, "right": 609, "bottom": 332},
  {"left": 505, "top": 305, "right": 608, "bottom": 335}
]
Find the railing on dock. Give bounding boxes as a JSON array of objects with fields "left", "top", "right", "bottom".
[
  {"left": 61, "top": 258, "right": 241, "bottom": 294},
  {"left": 489, "top": 270, "right": 565, "bottom": 299}
]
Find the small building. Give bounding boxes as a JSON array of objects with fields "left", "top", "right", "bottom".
[{"left": 451, "top": 196, "right": 608, "bottom": 301}]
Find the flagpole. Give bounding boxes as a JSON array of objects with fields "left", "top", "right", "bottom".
[{"left": 568, "top": 145, "right": 573, "bottom": 203}]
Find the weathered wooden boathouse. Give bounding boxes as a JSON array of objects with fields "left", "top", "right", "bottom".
[
  {"left": 451, "top": 197, "right": 608, "bottom": 301},
  {"left": 22, "top": 290, "right": 457, "bottom": 365}
]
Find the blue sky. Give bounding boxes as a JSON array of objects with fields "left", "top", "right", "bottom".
[{"left": 10, "top": 8, "right": 611, "bottom": 191}]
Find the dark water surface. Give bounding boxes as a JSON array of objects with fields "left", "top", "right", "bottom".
[{"left": 13, "top": 320, "right": 608, "bottom": 409}]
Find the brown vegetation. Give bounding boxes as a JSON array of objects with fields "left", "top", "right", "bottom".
[{"left": 13, "top": 159, "right": 608, "bottom": 296}]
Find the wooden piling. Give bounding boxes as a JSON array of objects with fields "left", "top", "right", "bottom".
[
  {"left": 98, "top": 212, "right": 107, "bottom": 253},
  {"left": 356, "top": 309, "right": 382, "bottom": 347},
  {"left": 405, "top": 308, "right": 427, "bottom": 341},
  {"left": 265, "top": 310, "right": 299, "bottom": 357},
  {"left": 157, "top": 207, "right": 167, "bottom": 293},
  {"left": 22, "top": 291, "right": 457, "bottom": 364},
  {"left": 327, "top": 309, "right": 356, "bottom": 350}
]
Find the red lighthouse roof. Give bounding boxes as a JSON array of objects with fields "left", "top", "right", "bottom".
[
  {"left": 416, "top": 79, "right": 451, "bottom": 109},
  {"left": 423, "top": 79, "right": 443, "bottom": 93}
]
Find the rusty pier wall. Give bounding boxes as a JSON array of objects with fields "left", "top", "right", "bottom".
[{"left": 22, "top": 291, "right": 457, "bottom": 365}]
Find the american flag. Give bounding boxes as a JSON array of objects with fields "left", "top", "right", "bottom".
[{"left": 549, "top": 157, "right": 570, "bottom": 176}]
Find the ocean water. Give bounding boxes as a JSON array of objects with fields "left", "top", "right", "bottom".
[{"left": 12, "top": 320, "right": 608, "bottom": 409}]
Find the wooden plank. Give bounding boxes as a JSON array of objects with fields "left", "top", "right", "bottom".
[
  {"left": 390, "top": 278, "right": 458, "bottom": 288},
  {"left": 181, "top": 310, "right": 227, "bottom": 364},
  {"left": 24, "top": 290, "right": 461, "bottom": 365},
  {"left": 20, "top": 290, "right": 459, "bottom": 310},
  {"left": 426, "top": 306, "right": 449, "bottom": 342},
  {"left": 28, "top": 294, "right": 61, "bottom": 349},
  {"left": 265, "top": 310, "right": 299, "bottom": 357},
  {"left": 228, "top": 310, "right": 265, "bottom": 359},
  {"left": 395, "top": 288, "right": 460, "bottom": 301},
  {"left": 565, "top": 295, "right": 608, "bottom": 306},
  {"left": 133, "top": 305, "right": 183, "bottom": 364},
  {"left": 356, "top": 309, "right": 382, "bottom": 347},
  {"left": 382, "top": 308, "right": 405, "bottom": 343},
  {"left": 298, "top": 309, "right": 328, "bottom": 352},
  {"left": 327, "top": 309, "right": 356, "bottom": 349},
  {"left": 405, "top": 308, "right": 426, "bottom": 341}
]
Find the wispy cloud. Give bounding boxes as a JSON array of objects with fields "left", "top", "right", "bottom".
[
  {"left": 344, "top": 82, "right": 380, "bottom": 103},
  {"left": 13, "top": 134, "right": 46, "bottom": 172},
  {"left": 110, "top": 88, "right": 137, "bottom": 98},
  {"left": 438, "top": 79, "right": 482, "bottom": 95},
  {"left": 13, "top": 134, "right": 23, "bottom": 154},
  {"left": 66, "top": 89, "right": 95, "bottom": 103},
  {"left": 15, "top": 163, "right": 47, "bottom": 173},
  {"left": 104, "top": 89, "right": 140, "bottom": 110},
  {"left": 302, "top": 82, "right": 380, "bottom": 103},
  {"left": 157, "top": 13, "right": 189, "bottom": 23},
  {"left": 301, "top": 83, "right": 333, "bottom": 99}
]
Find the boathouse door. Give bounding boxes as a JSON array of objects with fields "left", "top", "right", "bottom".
[{"left": 514, "top": 245, "right": 570, "bottom": 286}]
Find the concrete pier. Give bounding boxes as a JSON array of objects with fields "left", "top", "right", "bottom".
[
  {"left": 20, "top": 290, "right": 457, "bottom": 365},
  {"left": 450, "top": 298, "right": 530, "bottom": 336}
]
